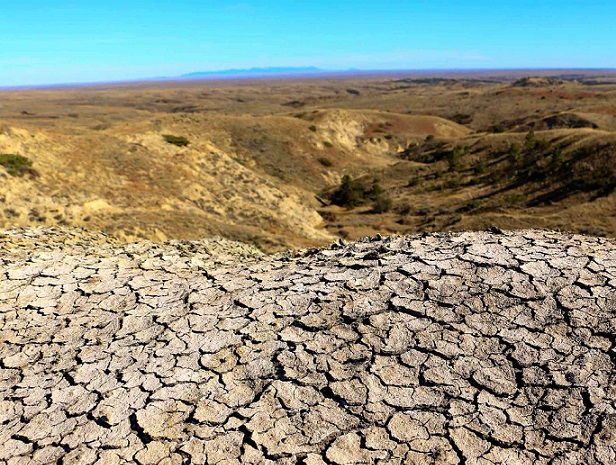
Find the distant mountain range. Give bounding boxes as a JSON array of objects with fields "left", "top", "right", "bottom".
[{"left": 180, "top": 67, "right": 325, "bottom": 79}]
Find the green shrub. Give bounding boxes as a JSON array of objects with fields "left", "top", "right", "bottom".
[
  {"left": 507, "top": 143, "right": 522, "bottom": 162},
  {"left": 0, "top": 154, "right": 36, "bottom": 177},
  {"left": 330, "top": 175, "right": 366, "bottom": 208},
  {"left": 400, "top": 138, "right": 453, "bottom": 163},
  {"left": 552, "top": 147, "right": 565, "bottom": 166},
  {"left": 505, "top": 193, "right": 527, "bottom": 205},
  {"left": 317, "top": 157, "right": 333, "bottom": 167},
  {"left": 452, "top": 113, "right": 473, "bottom": 125},
  {"left": 323, "top": 141, "right": 333, "bottom": 148},
  {"left": 524, "top": 130, "right": 538, "bottom": 151},
  {"left": 163, "top": 134, "right": 190, "bottom": 146},
  {"left": 407, "top": 177, "right": 420, "bottom": 187},
  {"left": 308, "top": 125, "right": 317, "bottom": 132},
  {"left": 372, "top": 195, "right": 393, "bottom": 213},
  {"left": 488, "top": 124, "right": 506, "bottom": 133},
  {"left": 571, "top": 165, "right": 616, "bottom": 193},
  {"left": 330, "top": 176, "right": 392, "bottom": 212},
  {"left": 460, "top": 200, "right": 480, "bottom": 212},
  {"left": 473, "top": 162, "right": 486, "bottom": 174},
  {"left": 447, "top": 146, "right": 466, "bottom": 172}
]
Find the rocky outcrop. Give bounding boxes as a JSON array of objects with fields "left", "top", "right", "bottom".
[{"left": 1, "top": 228, "right": 615, "bottom": 464}]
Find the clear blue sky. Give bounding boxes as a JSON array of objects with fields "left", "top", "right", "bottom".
[{"left": 1, "top": 0, "right": 614, "bottom": 86}]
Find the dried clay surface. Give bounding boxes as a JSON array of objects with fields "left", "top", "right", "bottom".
[{"left": 1, "top": 227, "right": 615, "bottom": 465}]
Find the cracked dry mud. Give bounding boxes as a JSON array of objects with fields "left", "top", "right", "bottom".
[{"left": 1, "top": 228, "right": 615, "bottom": 465}]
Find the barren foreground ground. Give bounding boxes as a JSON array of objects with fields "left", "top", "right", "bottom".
[{"left": 1, "top": 228, "right": 615, "bottom": 464}]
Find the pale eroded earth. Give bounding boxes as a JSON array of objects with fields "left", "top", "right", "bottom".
[{"left": 1, "top": 228, "right": 615, "bottom": 464}]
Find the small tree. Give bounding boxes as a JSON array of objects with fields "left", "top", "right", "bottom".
[
  {"left": 507, "top": 143, "right": 522, "bottom": 163},
  {"left": 447, "top": 146, "right": 465, "bottom": 172},
  {"left": 524, "top": 130, "right": 537, "bottom": 151},
  {"left": 330, "top": 176, "right": 393, "bottom": 212},
  {"left": 331, "top": 175, "right": 365, "bottom": 208}
]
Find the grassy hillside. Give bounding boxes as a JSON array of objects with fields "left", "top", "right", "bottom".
[
  {"left": 319, "top": 129, "right": 616, "bottom": 239},
  {"left": 1, "top": 72, "right": 615, "bottom": 250}
]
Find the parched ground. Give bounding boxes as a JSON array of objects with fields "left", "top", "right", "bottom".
[{"left": 1, "top": 228, "right": 615, "bottom": 464}]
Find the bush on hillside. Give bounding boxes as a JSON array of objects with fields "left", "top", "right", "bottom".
[
  {"left": 372, "top": 195, "right": 393, "bottom": 213},
  {"left": 488, "top": 124, "right": 506, "bottom": 133},
  {"left": 330, "top": 175, "right": 393, "bottom": 212},
  {"left": 0, "top": 154, "right": 37, "bottom": 177},
  {"left": 451, "top": 113, "right": 473, "bottom": 125},
  {"left": 163, "top": 134, "right": 190, "bottom": 147},
  {"left": 330, "top": 175, "right": 365, "bottom": 208}
]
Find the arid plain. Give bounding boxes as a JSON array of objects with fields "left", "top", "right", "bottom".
[{"left": 1, "top": 70, "right": 616, "bottom": 251}]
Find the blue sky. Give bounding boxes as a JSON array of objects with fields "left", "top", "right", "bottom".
[{"left": 1, "top": 0, "right": 614, "bottom": 86}]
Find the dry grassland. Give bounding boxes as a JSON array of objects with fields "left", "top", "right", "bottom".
[{"left": 1, "top": 71, "right": 615, "bottom": 251}]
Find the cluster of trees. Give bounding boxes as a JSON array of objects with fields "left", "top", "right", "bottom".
[{"left": 330, "top": 175, "right": 393, "bottom": 213}]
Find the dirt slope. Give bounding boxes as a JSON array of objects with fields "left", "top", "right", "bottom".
[
  {"left": 0, "top": 104, "right": 468, "bottom": 252},
  {"left": 0, "top": 120, "right": 336, "bottom": 251}
]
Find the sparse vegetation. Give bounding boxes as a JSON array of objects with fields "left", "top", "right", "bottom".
[
  {"left": 329, "top": 175, "right": 392, "bottom": 212},
  {"left": 0, "top": 154, "right": 37, "bottom": 177},
  {"left": 400, "top": 140, "right": 463, "bottom": 166},
  {"left": 322, "top": 141, "right": 333, "bottom": 148},
  {"left": 488, "top": 124, "right": 506, "bottom": 133},
  {"left": 460, "top": 200, "right": 480, "bottom": 212},
  {"left": 372, "top": 194, "right": 393, "bottom": 213},
  {"left": 407, "top": 177, "right": 420, "bottom": 187},
  {"left": 473, "top": 162, "right": 486, "bottom": 175},
  {"left": 2, "top": 71, "right": 616, "bottom": 247},
  {"left": 451, "top": 113, "right": 473, "bottom": 125},
  {"left": 447, "top": 146, "right": 468, "bottom": 172},
  {"left": 162, "top": 134, "right": 190, "bottom": 146}
]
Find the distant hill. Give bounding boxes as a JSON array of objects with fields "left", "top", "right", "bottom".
[{"left": 180, "top": 66, "right": 324, "bottom": 79}]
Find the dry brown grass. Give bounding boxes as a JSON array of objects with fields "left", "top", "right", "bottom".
[{"left": 1, "top": 70, "right": 615, "bottom": 250}]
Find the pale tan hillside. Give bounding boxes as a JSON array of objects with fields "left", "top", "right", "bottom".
[
  {"left": 0, "top": 121, "right": 333, "bottom": 251},
  {"left": 0, "top": 99, "right": 470, "bottom": 251}
]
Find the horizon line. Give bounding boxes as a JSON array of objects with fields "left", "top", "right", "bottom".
[{"left": 2, "top": 66, "right": 616, "bottom": 92}]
